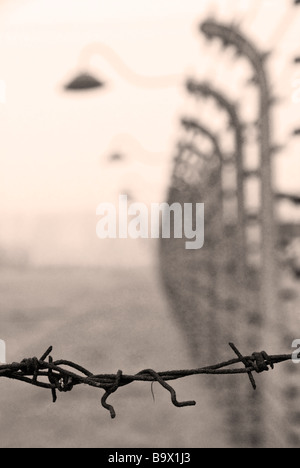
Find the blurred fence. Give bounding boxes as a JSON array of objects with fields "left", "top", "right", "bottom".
[{"left": 160, "top": 8, "right": 300, "bottom": 448}]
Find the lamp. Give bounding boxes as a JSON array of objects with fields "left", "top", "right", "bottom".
[{"left": 64, "top": 72, "right": 104, "bottom": 91}]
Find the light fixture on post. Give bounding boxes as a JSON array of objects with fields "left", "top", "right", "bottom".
[
  {"left": 64, "top": 72, "right": 105, "bottom": 92},
  {"left": 63, "top": 42, "right": 180, "bottom": 93}
]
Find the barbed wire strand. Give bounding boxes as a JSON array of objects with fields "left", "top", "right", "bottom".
[{"left": 0, "top": 343, "right": 294, "bottom": 419}]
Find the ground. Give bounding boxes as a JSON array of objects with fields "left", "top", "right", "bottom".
[{"left": 0, "top": 265, "right": 229, "bottom": 448}]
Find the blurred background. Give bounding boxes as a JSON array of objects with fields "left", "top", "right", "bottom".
[{"left": 0, "top": 0, "right": 300, "bottom": 448}]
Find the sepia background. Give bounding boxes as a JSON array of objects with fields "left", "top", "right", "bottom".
[{"left": 0, "top": 0, "right": 300, "bottom": 448}]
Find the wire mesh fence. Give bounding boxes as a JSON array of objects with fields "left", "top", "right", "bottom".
[{"left": 160, "top": 4, "right": 300, "bottom": 447}]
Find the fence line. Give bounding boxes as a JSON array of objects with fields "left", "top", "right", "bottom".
[{"left": 0, "top": 343, "right": 294, "bottom": 419}]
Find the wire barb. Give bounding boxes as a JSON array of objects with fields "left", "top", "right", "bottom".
[
  {"left": 229, "top": 343, "right": 257, "bottom": 389},
  {"left": 0, "top": 344, "right": 293, "bottom": 419}
]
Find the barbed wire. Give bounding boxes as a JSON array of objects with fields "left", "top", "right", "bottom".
[{"left": 0, "top": 343, "right": 294, "bottom": 419}]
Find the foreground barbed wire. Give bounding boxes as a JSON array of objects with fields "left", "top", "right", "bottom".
[{"left": 0, "top": 343, "right": 294, "bottom": 419}]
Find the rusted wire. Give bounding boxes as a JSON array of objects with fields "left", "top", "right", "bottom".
[{"left": 0, "top": 344, "right": 294, "bottom": 419}]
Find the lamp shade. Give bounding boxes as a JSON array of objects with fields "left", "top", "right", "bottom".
[
  {"left": 109, "top": 153, "right": 124, "bottom": 162},
  {"left": 64, "top": 72, "right": 104, "bottom": 91}
]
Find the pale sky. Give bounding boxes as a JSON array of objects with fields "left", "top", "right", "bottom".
[{"left": 0, "top": 0, "right": 299, "bottom": 263}]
